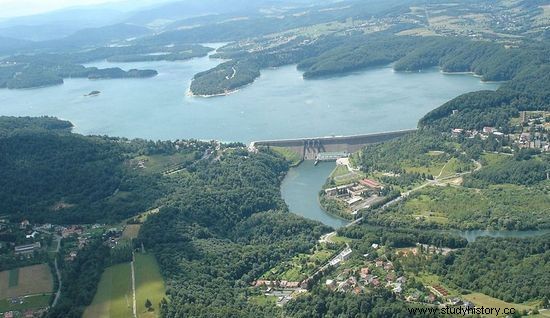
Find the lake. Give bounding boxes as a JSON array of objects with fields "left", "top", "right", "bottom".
[{"left": 0, "top": 55, "right": 498, "bottom": 143}]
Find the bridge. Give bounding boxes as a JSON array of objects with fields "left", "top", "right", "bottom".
[{"left": 250, "top": 129, "right": 416, "bottom": 160}]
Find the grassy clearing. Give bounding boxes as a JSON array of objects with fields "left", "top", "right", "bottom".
[
  {"left": 383, "top": 184, "right": 550, "bottom": 229},
  {"left": 0, "top": 294, "right": 51, "bottom": 312},
  {"left": 83, "top": 263, "right": 133, "bottom": 318},
  {"left": 122, "top": 224, "right": 141, "bottom": 240},
  {"left": 133, "top": 152, "right": 198, "bottom": 174},
  {"left": 415, "top": 273, "right": 460, "bottom": 297},
  {"left": 249, "top": 295, "right": 277, "bottom": 306},
  {"left": 0, "top": 264, "right": 53, "bottom": 299},
  {"left": 463, "top": 293, "right": 534, "bottom": 316},
  {"left": 271, "top": 147, "right": 302, "bottom": 166},
  {"left": 135, "top": 253, "right": 166, "bottom": 318},
  {"left": 262, "top": 248, "right": 336, "bottom": 282}
]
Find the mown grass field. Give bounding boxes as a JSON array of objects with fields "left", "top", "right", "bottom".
[
  {"left": 463, "top": 293, "right": 534, "bottom": 316},
  {"left": 0, "top": 264, "right": 53, "bottom": 299},
  {"left": 83, "top": 263, "right": 133, "bottom": 318},
  {"left": 271, "top": 147, "right": 302, "bottom": 167},
  {"left": 135, "top": 253, "right": 166, "bottom": 318}
]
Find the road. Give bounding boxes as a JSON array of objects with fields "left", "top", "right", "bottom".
[
  {"left": 51, "top": 235, "right": 62, "bottom": 308},
  {"left": 348, "top": 158, "right": 482, "bottom": 228}
]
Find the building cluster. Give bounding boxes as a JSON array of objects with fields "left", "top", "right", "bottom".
[
  {"left": 2, "top": 308, "right": 47, "bottom": 318},
  {"left": 451, "top": 112, "right": 550, "bottom": 152},
  {"left": 324, "top": 178, "right": 384, "bottom": 211},
  {"left": 325, "top": 257, "right": 406, "bottom": 295}
]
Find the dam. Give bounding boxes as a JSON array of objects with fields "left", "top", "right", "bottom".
[{"left": 250, "top": 129, "right": 416, "bottom": 160}]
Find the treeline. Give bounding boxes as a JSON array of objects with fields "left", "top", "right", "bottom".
[
  {"left": 434, "top": 235, "right": 550, "bottom": 303},
  {"left": 354, "top": 130, "right": 463, "bottom": 174},
  {"left": 285, "top": 288, "right": 438, "bottom": 318},
  {"left": 0, "top": 61, "right": 157, "bottom": 89},
  {"left": 337, "top": 226, "right": 468, "bottom": 249},
  {"left": 419, "top": 63, "right": 550, "bottom": 131},
  {"left": 464, "top": 153, "right": 549, "bottom": 187},
  {"left": 46, "top": 238, "right": 111, "bottom": 318}
]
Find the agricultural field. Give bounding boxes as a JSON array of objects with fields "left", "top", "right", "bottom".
[
  {"left": 0, "top": 264, "right": 53, "bottom": 299},
  {"left": 135, "top": 253, "right": 166, "bottom": 318},
  {"left": 83, "top": 263, "right": 133, "bottom": 318}
]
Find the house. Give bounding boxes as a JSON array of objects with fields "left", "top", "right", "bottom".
[
  {"left": 20, "top": 220, "right": 30, "bottom": 229},
  {"left": 483, "top": 127, "right": 496, "bottom": 134},
  {"left": 396, "top": 276, "right": 407, "bottom": 284},
  {"left": 375, "top": 260, "right": 384, "bottom": 267},
  {"left": 392, "top": 283, "right": 403, "bottom": 293},
  {"left": 326, "top": 279, "right": 336, "bottom": 289},
  {"left": 451, "top": 128, "right": 464, "bottom": 136},
  {"left": 359, "top": 268, "right": 370, "bottom": 278},
  {"left": 4, "top": 311, "right": 14, "bottom": 318},
  {"left": 371, "top": 243, "right": 379, "bottom": 249}
]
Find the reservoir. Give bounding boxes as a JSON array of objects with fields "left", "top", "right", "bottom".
[{"left": 0, "top": 56, "right": 498, "bottom": 143}]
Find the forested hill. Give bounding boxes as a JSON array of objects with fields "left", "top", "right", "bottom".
[
  {"left": 419, "top": 63, "right": 550, "bottom": 131},
  {"left": 0, "top": 116, "right": 207, "bottom": 224}
]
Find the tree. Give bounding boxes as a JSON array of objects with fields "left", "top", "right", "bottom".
[{"left": 145, "top": 299, "right": 153, "bottom": 311}]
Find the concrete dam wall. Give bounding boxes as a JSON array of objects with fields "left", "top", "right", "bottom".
[{"left": 251, "top": 129, "right": 416, "bottom": 160}]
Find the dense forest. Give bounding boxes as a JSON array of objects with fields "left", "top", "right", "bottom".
[
  {"left": 0, "top": 117, "right": 210, "bottom": 224},
  {"left": 435, "top": 235, "right": 550, "bottom": 303}
]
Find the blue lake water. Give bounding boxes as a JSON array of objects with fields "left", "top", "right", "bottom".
[{"left": 0, "top": 57, "right": 498, "bottom": 143}]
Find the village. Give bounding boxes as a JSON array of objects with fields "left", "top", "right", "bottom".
[
  {"left": 249, "top": 232, "right": 482, "bottom": 312},
  {"left": 451, "top": 111, "right": 550, "bottom": 152},
  {"left": 0, "top": 217, "right": 125, "bottom": 318}
]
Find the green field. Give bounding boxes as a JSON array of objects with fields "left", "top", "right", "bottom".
[
  {"left": 271, "top": 147, "right": 302, "bottom": 166},
  {"left": 463, "top": 293, "right": 534, "bottom": 316},
  {"left": 83, "top": 263, "right": 133, "bottom": 318},
  {"left": 135, "top": 253, "right": 166, "bottom": 318},
  {"left": 374, "top": 184, "right": 550, "bottom": 230},
  {"left": 0, "top": 294, "right": 51, "bottom": 312},
  {"left": 261, "top": 247, "right": 336, "bottom": 282}
]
